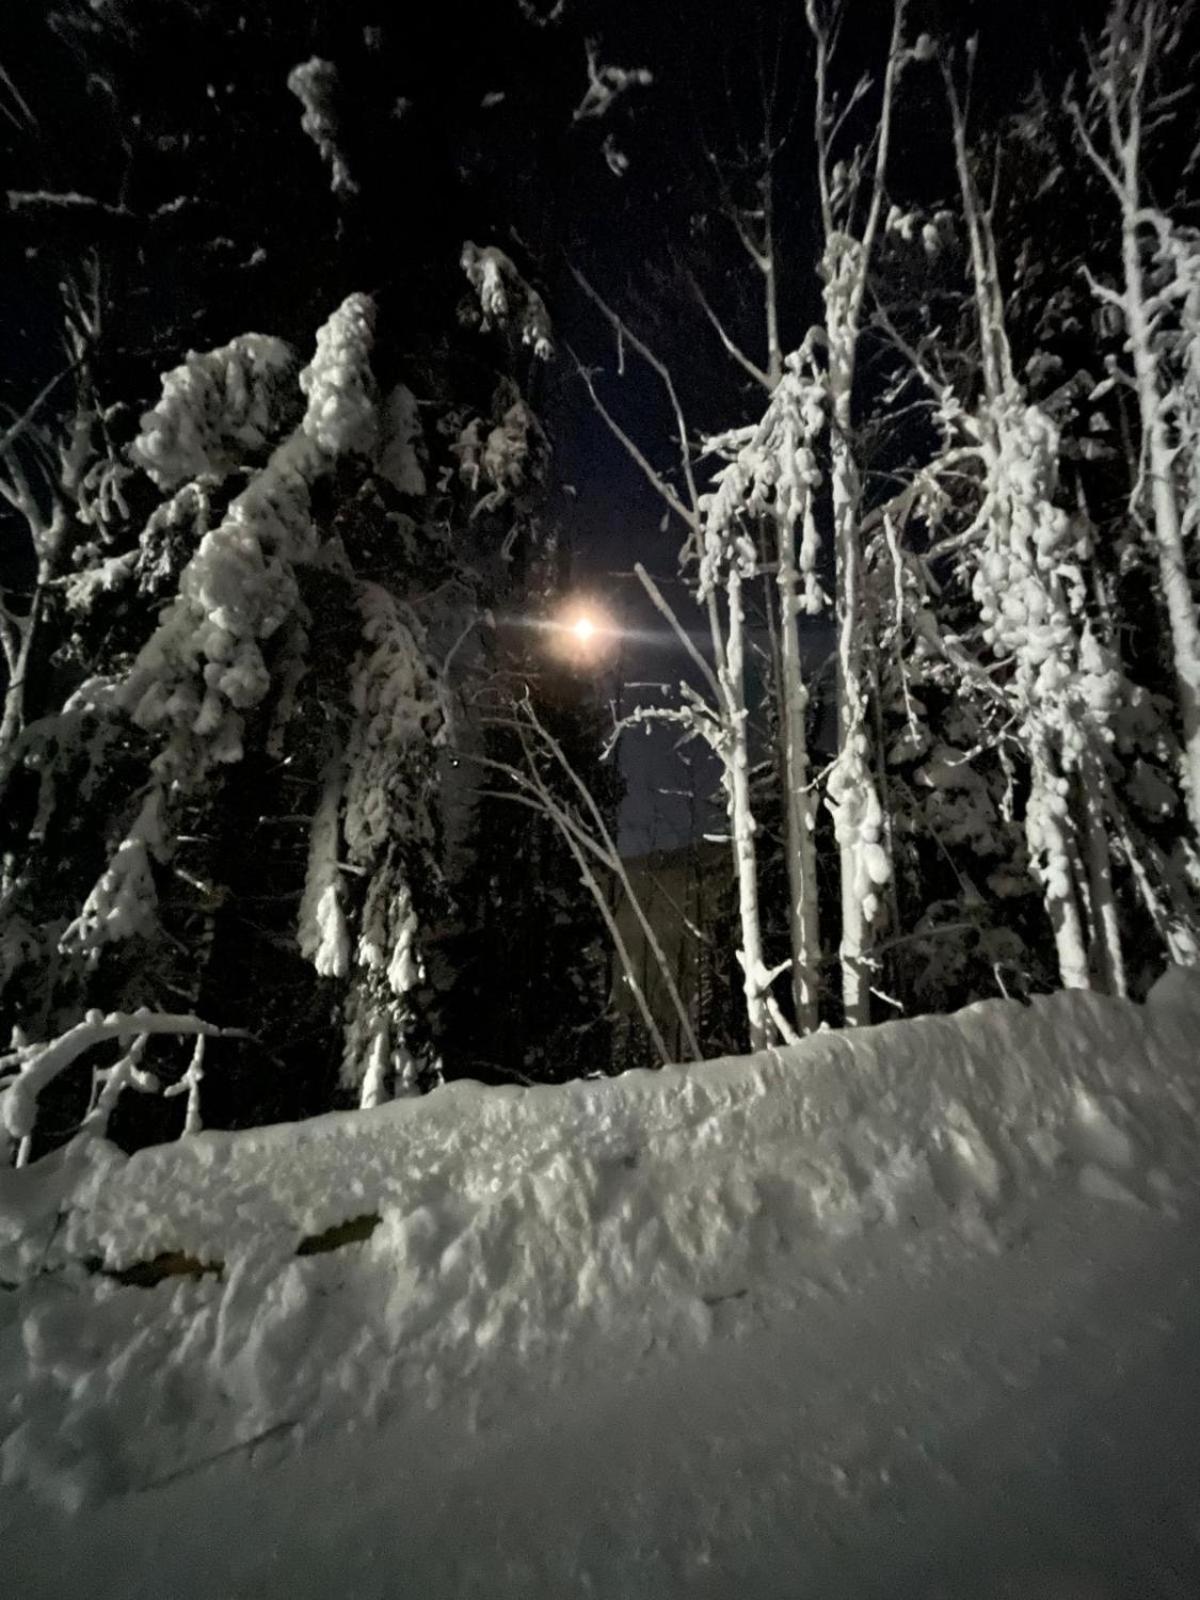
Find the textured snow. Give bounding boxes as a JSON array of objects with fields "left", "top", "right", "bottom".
[
  {"left": 287, "top": 57, "right": 356, "bottom": 198},
  {"left": 2, "top": 973, "right": 1199, "bottom": 1528},
  {"left": 118, "top": 294, "right": 377, "bottom": 784},
  {"left": 461, "top": 241, "right": 553, "bottom": 359},
  {"left": 131, "top": 334, "right": 297, "bottom": 491}
]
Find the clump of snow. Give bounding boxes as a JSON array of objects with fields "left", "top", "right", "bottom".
[
  {"left": 343, "top": 583, "right": 440, "bottom": 862},
  {"left": 299, "top": 292, "right": 377, "bottom": 456},
  {"left": 571, "top": 39, "right": 653, "bottom": 124},
  {"left": 62, "top": 551, "right": 136, "bottom": 614},
  {"left": 826, "top": 728, "right": 891, "bottom": 923},
  {"left": 287, "top": 57, "right": 357, "bottom": 197},
  {"left": 297, "top": 762, "right": 351, "bottom": 980},
  {"left": 118, "top": 294, "right": 378, "bottom": 784},
  {"left": 452, "top": 385, "right": 546, "bottom": 516},
  {"left": 460, "top": 242, "right": 553, "bottom": 360},
  {"left": 131, "top": 334, "right": 297, "bottom": 491},
  {"left": 375, "top": 383, "right": 426, "bottom": 496},
  {"left": 58, "top": 792, "right": 163, "bottom": 965},
  {"left": 2, "top": 976, "right": 1199, "bottom": 1510}
]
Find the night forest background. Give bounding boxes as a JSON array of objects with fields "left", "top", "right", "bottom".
[{"left": 2, "top": 0, "right": 1199, "bottom": 1161}]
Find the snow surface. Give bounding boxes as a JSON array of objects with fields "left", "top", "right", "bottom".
[{"left": 3, "top": 973, "right": 1200, "bottom": 1595}]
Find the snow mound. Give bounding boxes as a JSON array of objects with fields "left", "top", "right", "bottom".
[{"left": 2, "top": 976, "right": 1199, "bottom": 1511}]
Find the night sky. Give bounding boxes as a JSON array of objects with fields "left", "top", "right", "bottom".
[{"left": 1, "top": 0, "right": 1094, "bottom": 855}]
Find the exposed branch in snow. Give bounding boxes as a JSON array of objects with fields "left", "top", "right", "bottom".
[{"left": 0, "top": 1010, "right": 244, "bottom": 1153}]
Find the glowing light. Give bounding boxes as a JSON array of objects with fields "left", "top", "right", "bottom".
[{"left": 547, "top": 598, "right": 618, "bottom": 664}]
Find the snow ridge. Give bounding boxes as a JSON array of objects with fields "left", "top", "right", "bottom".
[{"left": 2, "top": 974, "right": 1199, "bottom": 1511}]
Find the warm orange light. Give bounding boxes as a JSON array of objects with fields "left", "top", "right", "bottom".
[{"left": 551, "top": 599, "right": 617, "bottom": 663}]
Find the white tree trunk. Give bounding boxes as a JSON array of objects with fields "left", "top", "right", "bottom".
[
  {"left": 720, "top": 571, "right": 772, "bottom": 1051},
  {"left": 775, "top": 479, "right": 821, "bottom": 1034},
  {"left": 830, "top": 397, "right": 875, "bottom": 1027},
  {"left": 1028, "top": 740, "right": 1091, "bottom": 991},
  {"left": 1121, "top": 208, "right": 1200, "bottom": 842}
]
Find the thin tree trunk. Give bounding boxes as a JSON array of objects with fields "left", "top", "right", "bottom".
[
  {"left": 565, "top": 829, "right": 673, "bottom": 1067},
  {"left": 1081, "top": 760, "right": 1127, "bottom": 997},
  {"left": 775, "top": 446, "right": 821, "bottom": 1033},
  {"left": 0, "top": 592, "right": 40, "bottom": 758},
  {"left": 721, "top": 570, "right": 771, "bottom": 1051},
  {"left": 1029, "top": 741, "right": 1091, "bottom": 991},
  {"left": 830, "top": 401, "right": 874, "bottom": 1026},
  {"left": 1121, "top": 206, "right": 1200, "bottom": 841}
]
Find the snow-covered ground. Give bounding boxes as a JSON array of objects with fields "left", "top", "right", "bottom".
[{"left": 3, "top": 973, "right": 1200, "bottom": 1597}]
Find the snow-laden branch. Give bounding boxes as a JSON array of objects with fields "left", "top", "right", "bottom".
[
  {"left": 461, "top": 242, "right": 553, "bottom": 360},
  {"left": 1, "top": 1011, "right": 244, "bottom": 1148},
  {"left": 287, "top": 58, "right": 357, "bottom": 197}
]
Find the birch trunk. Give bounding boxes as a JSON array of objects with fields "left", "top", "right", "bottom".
[
  {"left": 720, "top": 570, "right": 771, "bottom": 1051},
  {"left": 0, "top": 614, "right": 36, "bottom": 757},
  {"left": 1121, "top": 209, "right": 1200, "bottom": 840},
  {"left": 775, "top": 505, "right": 821, "bottom": 1035},
  {"left": 1029, "top": 739, "right": 1091, "bottom": 991},
  {"left": 1081, "top": 759, "right": 1127, "bottom": 997},
  {"left": 830, "top": 384, "right": 873, "bottom": 1026}
]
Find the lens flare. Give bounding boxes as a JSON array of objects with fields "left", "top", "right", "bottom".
[{"left": 547, "top": 599, "right": 617, "bottom": 664}]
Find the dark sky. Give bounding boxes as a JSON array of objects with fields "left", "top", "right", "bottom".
[{"left": 0, "top": 0, "right": 1101, "bottom": 856}]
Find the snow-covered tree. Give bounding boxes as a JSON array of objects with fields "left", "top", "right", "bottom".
[{"left": 1071, "top": 0, "right": 1200, "bottom": 848}]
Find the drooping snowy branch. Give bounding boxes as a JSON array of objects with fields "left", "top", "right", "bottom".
[
  {"left": 287, "top": 58, "right": 357, "bottom": 198},
  {"left": 461, "top": 242, "right": 554, "bottom": 360},
  {"left": 120, "top": 294, "right": 378, "bottom": 784},
  {"left": 59, "top": 791, "right": 164, "bottom": 966},
  {"left": 130, "top": 335, "right": 298, "bottom": 491},
  {"left": 298, "top": 760, "right": 351, "bottom": 980}
]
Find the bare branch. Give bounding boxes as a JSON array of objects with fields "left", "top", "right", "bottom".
[
  {"left": 685, "top": 268, "right": 773, "bottom": 391},
  {"left": 635, "top": 562, "right": 723, "bottom": 702},
  {"left": 569, "top": 265, "right": 700, "bottom": 515},
  {"left": 566, "top": 343, "right": 697, "bottom": 529}
]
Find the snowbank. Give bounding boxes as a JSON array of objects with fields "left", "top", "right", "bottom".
[{"left": 2, "top": 974, "right": 1200, "bottom": 1512}]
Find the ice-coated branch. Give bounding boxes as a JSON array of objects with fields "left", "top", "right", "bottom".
[
  {"left": 518, "top": 699, "right": 702, "bottom": 1061},
  {"left": 634, "top": 563, "right": 721, "bottom": 701}
]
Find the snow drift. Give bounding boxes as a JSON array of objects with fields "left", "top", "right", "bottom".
[{"left": 2, "top": 973, "right": 1200, "bottom": 1513}]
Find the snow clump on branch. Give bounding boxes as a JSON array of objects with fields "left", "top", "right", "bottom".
[
  {"left": 460, "top": 242, "right": 553, "bottom": 360},
  {"left": 287, "top": 57, "right": 357, "bottom": 197},
  {"left": 121, "top": 295, "right": 378, "bottom": 782},
  {"left": 130, "top": 335, "right": 298, "bottom": 491},
  {"left": 59, "top": 791, "right": 164, "bottom": 966}
]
